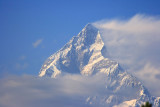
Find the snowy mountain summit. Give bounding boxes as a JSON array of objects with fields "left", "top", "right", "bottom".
[
  {"left": 39, "top": 24, "right": 110, "bottom": 77},
  {"left": 39, "top": 24, "right": 160, "bottom": 107}
]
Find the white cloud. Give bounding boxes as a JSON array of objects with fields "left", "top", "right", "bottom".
[
  {"left": 134, "top": 63, "right": 160, "bottom": 96},
  {"left": 93, "top": 14, "right": 160, "bottom": 96},
  {"left": 33, "top": 39, "right": 43, "bottom": 48},
  {"left": 1, "top": 72, "right": 154, "bottom": 107},
  {"left": 135, "top": 63, "right": 160, "bottom": 81},
  {"left": 0, "top": 74, "right": 108, "bottom": 107},
  {"left": 94, "top": 14, "right": 160, "bottom": 35}
]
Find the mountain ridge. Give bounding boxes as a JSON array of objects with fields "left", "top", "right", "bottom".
[
  {"left": 39, "top": 24, "right": 160, "bottom": 107},
  {"left": 39, "top": 23, "right": 117, "bottom": 77}
]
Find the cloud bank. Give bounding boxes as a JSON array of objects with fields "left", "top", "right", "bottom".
[
  {"left": 0, "top": 74, "right": 109, "bottom": 107},
  {"left": 93, "top": 14, "right": 160, "bottom": 96}
]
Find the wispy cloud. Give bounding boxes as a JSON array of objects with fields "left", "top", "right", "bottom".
[
  {"left": 0, "top": 74, "right": 108, "bottom": 107},
  {"left": 93, "top": 14, "right": 160, "bottom": 96},
  {"left": 135, "top": 63, "right": 160, "bottom": 96},
  {"left": 33, "top": 39, "right": 43, "bottom": 48},
  {"left": 0, "top": 73, "right": 148, "bottom": 107}
]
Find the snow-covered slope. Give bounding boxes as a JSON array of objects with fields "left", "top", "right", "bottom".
[{"left": 39, "top": 24, "right": 160, "bottom": 107}]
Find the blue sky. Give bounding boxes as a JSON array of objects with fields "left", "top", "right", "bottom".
[
  {"left": 1, "top": 0, "right": 160, "bottom": 76},
  {"left": 1, "top": 1, "right": 160, "bottom": 106}
]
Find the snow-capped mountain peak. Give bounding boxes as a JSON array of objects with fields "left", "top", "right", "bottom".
[
  {"left": 39, "top": 23, "right": 113, "bottom": 77},
  {"left": 39, "top": 24, "right": 160, "bottom": 107}
]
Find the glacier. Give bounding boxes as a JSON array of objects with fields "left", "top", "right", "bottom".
[{"left": 39, "top": 24, "right": 160, "bottom": 107}]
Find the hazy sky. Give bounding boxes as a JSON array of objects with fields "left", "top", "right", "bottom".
[{"left": 1, "top": 0, "right": 160, "bottom": 76}]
